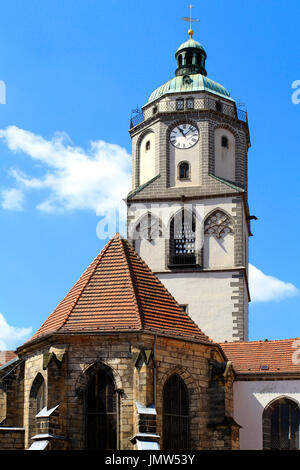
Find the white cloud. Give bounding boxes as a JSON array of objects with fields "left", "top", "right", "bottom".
[
  {"left": 249, "top": 264, "right": 299, "bottom": 302},
  {"left": 1, "top": 126, "right": 299, "bottom": 304},
  {"left": 0, "top": 126, "right": 131, "bottom": 215},
  {"left": 1, "top": 187, "right": 24, "bottom": 210},
  {"left": 0, "top": 313, "right": 32, "bottom": 350}
]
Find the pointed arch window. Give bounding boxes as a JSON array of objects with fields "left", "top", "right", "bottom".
[
  {"left": 169, "top": 210, "right": 196, "bottom": 266},
  {"left": 29, "top": 374, "right": 46, "bottom": 440},
  {"left": 134, "top": 213, "right": 162, "bottom": 241},
  {"left": 163, "top": 374, "right": 190, "bottom": 450},
  {"left": 204, "top": 210, "right": 233, "bottom": 239},
  {"left": 263, "top": 398, "right": 300, "bottom": 450},
  {"left": 86, "top": 367, "right": 117, "bottom": 450}
]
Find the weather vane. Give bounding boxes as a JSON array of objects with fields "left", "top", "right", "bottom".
[{"left": 182, "top": 4, "right": 200, "bottom": 38}]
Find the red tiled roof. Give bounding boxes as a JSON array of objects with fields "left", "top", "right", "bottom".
[
  {"left": 221, "top": 338, "right": 300, "bottom": 374},
  {"left": 0, "top": 351, "right": 17, "bottom": 367},
  {"left": 28, "top": 234, "right": 211, "bottom": 344}
]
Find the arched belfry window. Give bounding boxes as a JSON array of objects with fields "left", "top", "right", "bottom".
[
  {"left": 86, "top": 367, "right": 117, "bottom": 450},
  {"left": 263, "top": 398, "right": 300, "bottom": 450},
  {"left": 178, "top": 162, "right": 190, "bottom": 180},
  {"left": 169, "top": 210, "right": 196, "bottom": 266},
  {"left": 163, "top": 374, "right": 190, "bottom": 450},
  {"left": 185, "top": 52, "right": 192, "bottom": 65}
]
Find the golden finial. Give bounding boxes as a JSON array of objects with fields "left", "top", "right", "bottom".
[{"left": 182, "top": 4, "right": 200, "bottom": 38}]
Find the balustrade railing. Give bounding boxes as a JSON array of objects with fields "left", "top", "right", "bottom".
[
  {"left": 130, "top": 96, "right": 247, "bottom": 128},
  {"left": 168, "top": 253, "right": 197, "bottom": 267}
]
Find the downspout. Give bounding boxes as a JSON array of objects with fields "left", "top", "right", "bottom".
[{"left": 153, "top": 335, "right": 157, "bottom": 407}]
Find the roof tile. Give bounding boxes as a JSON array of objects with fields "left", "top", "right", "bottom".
[
  {"left": 221, "top": 338, "right": 300, "bottom": 374},
  {"left": 27, "top": 234, "right": 210, "bottom": 344}
]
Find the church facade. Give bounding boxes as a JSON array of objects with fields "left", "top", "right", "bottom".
[{"left": 0, "top": 31, "right": 299, "bottom": 451}]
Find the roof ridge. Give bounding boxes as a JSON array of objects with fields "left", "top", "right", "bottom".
[
  {"left": 118, "top": 236, "right": 143, "bottom": 329},
  {"left": 56, "top": 236, "right": 116, "bottom": 332},
  {"left": 221, "top": 337, "right": 300, "bottom": 346}
]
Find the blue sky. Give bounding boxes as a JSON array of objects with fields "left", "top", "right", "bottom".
[{"left": 0, "top": 0, "right": 299, "bottom": 348}]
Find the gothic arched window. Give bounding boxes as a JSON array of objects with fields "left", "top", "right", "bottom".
[
  {"left": 163, "top": 374, "right": 190, "bottom": 450},
  {"left": 178, "top": 162, "right": 190, "bottom": 180},
  {"left": 29, "top": 373, "right": 46, "bottom": 440},
  {"left": 204, "top": 210, "right": 233, "bottom": 239},
  {"left": 263, "top": 398, "right": 300, "bottom": 450},
  {"left": 86, "top": 367, "right": 117, "bottom": 450},
  {"left": 134, "top": 213, "right": 162, "bottom": 241},
  {"left": 169, "top": 210, "right": 196, "bottom": 266}
]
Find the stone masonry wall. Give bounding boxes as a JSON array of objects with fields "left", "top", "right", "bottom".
[
  {"left": 14, "top": 332, "right": 237, "bottom": 451},
  {"left": 0, "top": 428, "right": 25, "bottom": 450}
]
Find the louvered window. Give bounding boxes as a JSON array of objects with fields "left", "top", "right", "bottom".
[{"left": 169, "top": 211, "right": 196, "bottom": 266}]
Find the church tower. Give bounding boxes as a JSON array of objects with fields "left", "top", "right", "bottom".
[{"left": 126, "top": 27, "right": 252, "bottom": 343}]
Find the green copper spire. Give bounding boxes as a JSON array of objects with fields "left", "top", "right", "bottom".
[
  {"left": 175, "top": 37, "right": 207, "bottom": 77},
  {"left": 178, "top": 4, "right": 207, "bottom": 76},
  {"left": 146, "top": 7, "right": 233, "bottom": 105}
]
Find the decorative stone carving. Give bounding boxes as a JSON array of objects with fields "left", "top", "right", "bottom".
[
  {"left": 135, "top": 213, "right": 162, "bottom": 241},
  {"left": 204, "top": 211, "right": 233, "bottom": 239}
]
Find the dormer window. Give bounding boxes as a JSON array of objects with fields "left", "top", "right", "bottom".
[
  {"left": 176, "top": 99, "right": 184, "bottom": 110},
  {"left": 221, "top": 136, "right": 229, "bottom": 148},
  {"left": 178, "top": 162, "right": 190, "bottom": 180},
  {"left": 145, "top": 140, "right": 151, "bottom": 151},
  {"left": 186, "top": 98, "right": 194, "bottom": 109}
]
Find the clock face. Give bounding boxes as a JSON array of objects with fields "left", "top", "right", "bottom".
[{"left": 170, "top": 123, "right": 199, "bottom": 149}]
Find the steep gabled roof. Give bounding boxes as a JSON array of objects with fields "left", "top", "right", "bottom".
[
  {"left": 28, "top": 234, "right": 211, "bottom": 345},
  {"left": 0, "top": 351, "right": 17, "bottom": 367},
  {"left": 221, "top": 338, "right": 300, "bottom": 375}
]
